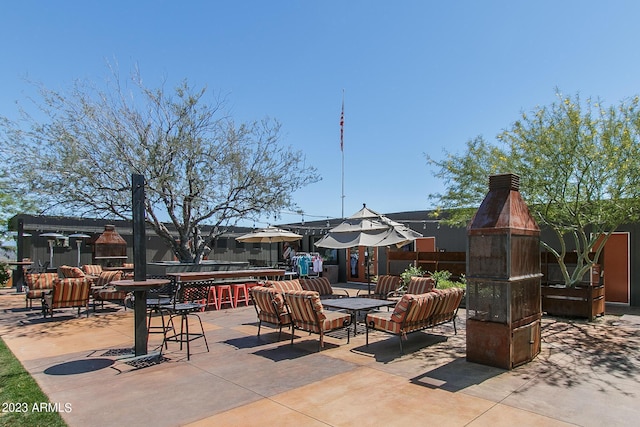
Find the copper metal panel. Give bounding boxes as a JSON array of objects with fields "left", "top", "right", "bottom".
[
  {"left": 512, "top": 320, "right": 541, "bottom": 368},
  {"left": 466, "top": 319, "right": 512, "bottom": 370}
]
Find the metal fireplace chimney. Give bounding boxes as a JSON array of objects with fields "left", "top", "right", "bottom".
[
  {"left": 466, "top": 173, "right": 542, "bottom": 369},
  {"left": 93, "top": 225, "right": 128, "bottom": 268}
]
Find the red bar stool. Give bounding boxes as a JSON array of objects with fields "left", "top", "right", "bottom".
[
  {"left": 206, "top": 286, "right": 219, "bottom": 310},
  {"left": 245, "top": 282, "right": 259, "bottom": 304},
  {"left": 216, "top": 284, "right": 235, "bottom": 309},
  {"left": 232, "top": 283, "right": 249, "bottom": 307}
]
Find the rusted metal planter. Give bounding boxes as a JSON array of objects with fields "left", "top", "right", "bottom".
[{"left": 541, "top": 283, "right": 605, "bottom": 321}]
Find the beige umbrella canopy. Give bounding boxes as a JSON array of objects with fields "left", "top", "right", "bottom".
[
  {"left": 236, "top": 226, "right": 302, "bottom": 266},
  {"left": 315, "top": 204, "right": 422, "bottom": 249}
]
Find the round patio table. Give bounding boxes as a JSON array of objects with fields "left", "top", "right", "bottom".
[{"left": 113, "top": 279, "right": 170, "bottom": 356}]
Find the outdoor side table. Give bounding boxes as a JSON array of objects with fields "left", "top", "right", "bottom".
[{"left": 112, "top": 279, "right": 170, "bottom": 357}]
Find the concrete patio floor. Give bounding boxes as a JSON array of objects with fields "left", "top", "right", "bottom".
[{"left": 1, "top": 285, "right": 639, "bottom": 427}]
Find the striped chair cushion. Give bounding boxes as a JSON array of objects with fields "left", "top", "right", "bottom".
[
  {"left": 284, "top": 290, "right": 327, "bottom": 332},
  {"left": 404, "top": 293, "right": 436, "bottom": 330},
  {"left": 300, "top": 277, "right": 333, "bottom": 295},
  {"left": 82, "top": 265, "right": 103, "bottom": 275},
  {"left": 406, "top": 277, "right": 434, "bottom": 295},
  {"left": 251, "top": 286, "right": 289, "bottom": 325},
  {"left": 60, "top": 265, "right": 86, "bottom": 278},
  {"left": 321, "top": 310, "right": 351, "bottom": 331},
  {"left": 265, "top": 279, "right": 302, "bottom": 292},
  {"left": 25, "top": 273, "right": 59, "bottom": 300},
  {"left": 49, "top": 278, "right": 91, "bottom": 309},
  {"left": 367, "top": 311, "right": 402, "bottom": 334},
  {"left": 93, "top": 270, "right": 123, "bottom": 287},
  {"left": 374, "top": 275, "right": 401, "bottom": 296},
  {"left": 93, "top": 288, "right": 129, "bottom": 301},
  {"left": 25, "top": 273, "right": 58, "bottom": 290},
  {"left": 431, "top": 288, "right": 464, "bottom": 322},
  {"left": 390, "top": 294, "right": 414, "bottom": 323}
]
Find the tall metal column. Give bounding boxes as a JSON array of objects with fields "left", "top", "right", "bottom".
[{"left": 131, "top": 173, "right": 148, "bottom": 355}]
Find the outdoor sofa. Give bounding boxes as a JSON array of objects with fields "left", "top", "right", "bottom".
[{"left": 365, "top": 287, "right": 464, "bottom": 354}]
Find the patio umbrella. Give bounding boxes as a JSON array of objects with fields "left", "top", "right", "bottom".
[
  {"left": 236, "top": 226, "right": 302, "bottom": 266},
  {"left": 315, "top": 204, "right": 423, "bottom": 293},
  {"left": 68, "top": 233, "right": 91, "bottom": 266},
  {"left": 315, "top": 204, "right": 423, "bottom": 249}
]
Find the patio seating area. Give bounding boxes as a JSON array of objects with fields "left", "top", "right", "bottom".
[{"left": 1, "top": 284, "right": 640, "bottom": 427}]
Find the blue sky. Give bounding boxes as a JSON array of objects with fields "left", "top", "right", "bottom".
[{"left": 2, "top": 1, "right": 640, "bottom": 227}]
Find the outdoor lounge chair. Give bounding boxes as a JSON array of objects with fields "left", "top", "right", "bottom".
[
  {"left": 91, "top": 270, "right": 128, "bottom": 311},
  {"left": 406, "top": 276, "right": 435, "bottom": 294},
  {"left": 59, "top": 265, "right": 86, "bottom": 278},
  {"left": 265, "top": 278, "right": 303, "bottom": 292},
  {"left": 24, "top": 272, "right": 59, "bottom": 308},
  {"left": 356, "top": 275, "right": 401, "bottom": 299},
  {"left": 299, "top": 276, "right": 349, "bottom": 299},
  {"left": 81, "top": 264, "right": 103, "bottom": 276},
  {"left": 283, "top": 290, "right": 351, "bottom": 351},
  {"left": 250, "top": 285, "right": 291, "bottom": 340},
  {"left": 42, "top": 277, "right": 91, "bottom": 318},
  {"left": 365, "top": 287, "right": 464, "bottom": 354}
]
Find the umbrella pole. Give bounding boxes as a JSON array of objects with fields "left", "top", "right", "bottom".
[{"left": 365, "top": 251, "right": 371, "bottom": 295}]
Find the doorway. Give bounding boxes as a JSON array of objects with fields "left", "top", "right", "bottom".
[
  {"left": 601, "top": 232, "right": 630, "bottom": 304},
  {"left": 347, "top": 246, "right": 378, "bottom": 283}
]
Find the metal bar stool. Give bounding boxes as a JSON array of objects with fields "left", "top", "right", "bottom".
[{"left": 161, "top": 280, "right": 211, "bottom": 360}]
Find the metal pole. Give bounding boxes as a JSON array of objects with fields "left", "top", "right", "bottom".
[
  {"left": 76, "top": 240, "right": 82, "bottom": 267},
  {"left": 16, "top": 219, "right": 25, "bottom": 292},
  {"left": 341, "top": 89, "right": 345, "bottom": 219},
  {"left": 131, "top": 173, "right": 148, "bottom": 356}
]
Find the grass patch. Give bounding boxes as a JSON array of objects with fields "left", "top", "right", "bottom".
[{"left": 0, "top": 337, "right": 67, "bottom": 427}]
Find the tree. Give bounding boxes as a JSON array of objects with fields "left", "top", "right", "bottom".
[
  {"left": 1, "top": 70, "right": 320, "bottom": 263},
  {"left": 0, "top": 119, "right": 38, "bottom": 241},
  {"left": 428, "top": 91, "right": 640, "bottom": 286}
]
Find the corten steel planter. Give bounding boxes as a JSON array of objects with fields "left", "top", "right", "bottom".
[
  {"left": 541, "top": 279, "right": 605, "bottom": 321},
  {"left": 466, "top": 173, "right": 542, "bottom": 370}
]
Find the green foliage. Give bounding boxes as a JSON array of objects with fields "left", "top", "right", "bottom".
[
  {"left": 1, "top": 68, "right": 320, "bottom": 263},
  {"left": 0, "top": 262, "right": 10, "bottom": 286},
  {"left": 0, "top": 338, "right": 67, "bottom": 427},
  {"left": 429, "top": 270, "right": 451, "bottom": 286},
  {"left": 428, "top": 90, "right": 640, "bottom": 286}
]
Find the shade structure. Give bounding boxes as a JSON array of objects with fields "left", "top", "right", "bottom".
[
  {"left": 236, "top": 226, "right": 302, "bottom": 266},
  {"left": 315, "top": 204, "right": 423, "bottom": 249}
]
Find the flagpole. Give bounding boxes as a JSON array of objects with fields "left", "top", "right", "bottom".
[{"left": 340, "top": 89, "right": 345, "bottom": 219}]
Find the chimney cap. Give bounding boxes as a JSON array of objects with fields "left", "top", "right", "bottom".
[{"left": 489, "top": 173, "right": 520, "bottom": 191}]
